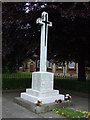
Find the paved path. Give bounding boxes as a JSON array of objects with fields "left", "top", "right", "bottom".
[
  {"left": 2, "top": 90, "right": 88, "bottom": 118},
  {"left": 61, "top": 89, "right": 88, "bottom": 112}
]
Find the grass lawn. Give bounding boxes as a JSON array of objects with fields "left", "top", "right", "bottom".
[
  {"left": 2, "top": 72, "right": 32, "bottom": 79},
  {"left": 2, "top": 72, "right": 89, "bottom": 93},
  {"left": 2, "top": 72, "right": 32, "bottom": 90},
  {"left": 54, "top": 78, "right": 89, "bottom": 93},
  {"left": 53, "top": 107, "right": 89, "bottom": 118}
]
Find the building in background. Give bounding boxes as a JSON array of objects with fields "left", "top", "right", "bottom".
[{"left": 20, "top": 59, "right": 90, "bottom": 80}]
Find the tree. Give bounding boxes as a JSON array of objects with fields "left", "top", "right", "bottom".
[{"left": 2, "top": 2, "right": 90, "bottom": 81}]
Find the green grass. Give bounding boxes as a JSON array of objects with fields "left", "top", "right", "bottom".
[
  {"left": 53, "top": 107, "right": 87, "bottom": 118},
  {"left": 2, "top": 72, "right": 32, "bottom": 90},
  {"left": 54, "top": 78, "right": 89, "bottom": 93},
  {"left": 2, "top": 72, "right": 32, "bottom": 79},
  {"left": 2, "top": 72, "right": 89, "bottom": 93}
]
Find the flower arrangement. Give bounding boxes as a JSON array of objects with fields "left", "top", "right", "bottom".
[
  {"left": 81, "top": 111, "right": 89, "bottom": 118},
  {"left": 53, "top": 107, "right": 90, "bottom": 118},
  {"left": 36, "top": 100, "right": 42, "bottom": 106},
  {"left": 75, "top": 109, "right": 90, "bottom": 118},
  {"left": 64, "top": 94, "right": 72, "bottom": 101},
  {"left": 88, "top": 112, "right": 90, "bottom": 117},
  {"left": 55, "top": 99, "right": 62, "bottom": 104}
]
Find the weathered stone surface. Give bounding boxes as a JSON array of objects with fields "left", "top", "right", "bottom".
[
  {"left": 26, "top": 89, "right": 59, "bottom": 97},
  {"left": 20, "top": 12, "right": 65, "bottom": 105},
  {"left": 32, "top": 72, "right": 54, "bottom": 91},
  {"left": 14, "top": 97, "right": 72, "bottom": 114},
  {"left": 21, "top": 92, "right": 64, "bottom": 104},
  {"left": 21, "top": 72, "right": 64, "bottom": 104}
]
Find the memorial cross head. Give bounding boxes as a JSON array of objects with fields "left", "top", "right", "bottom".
[{"left": 36, "top": 12, "right": 52, "bottom": 46}]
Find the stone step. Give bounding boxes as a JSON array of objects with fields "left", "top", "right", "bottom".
[
  {"left": 26, "top": 89, "right": 59, "bottom": 97},
  {"left": 14, "top": 97, "right": 72, "bottom": 114},
  {"left": 21, "top": 92, "right": 64, "bottom": 104}
]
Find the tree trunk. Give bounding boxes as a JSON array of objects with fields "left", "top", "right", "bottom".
[{"left": 78, "top": 59, "right": 86, "bottom": 81}]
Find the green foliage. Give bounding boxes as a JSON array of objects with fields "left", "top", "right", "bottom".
[
  {"left": 2, "top": 3, "right": 90, "bottom": 65},
  {"left": 2, "top": 72, "right": 89, "bottom": 92},
  {"left": 2, "top": 72, "right": 32, "bottom": 90},
  {"left": 2, "top": 64, "right": 10, "bottom": 73},
  {"left": 54, "top": 77, "right": 89, "bottom": 93},
  {"left": 53, "top": 107, "right": 84, "bottom": 118},
  {"left": 2, "top": 72, "right": 32, "bottom": 79}
]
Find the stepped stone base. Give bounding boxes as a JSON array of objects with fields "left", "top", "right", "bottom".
[
  {"left": 14, "top": 97, "right": 72, "bottom": 113},
  {"left": 21, "top": 72, "right": 64, "bottom": 104},
  {"left": 21, "top": 89, "right": 64, "bottom": 104}
]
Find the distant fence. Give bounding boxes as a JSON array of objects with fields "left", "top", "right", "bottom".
[
  {"left": 2, "top": 71, "right": 89, "bottom": 93},
  {"left": 2, "top": 72, "right": 32, "bottom": 90},
  {"left": 54, "top": 72, "right": 78, "bottom": 80},
  {"left": 2, "top": 71, "right": 77, "bottom": 90}
]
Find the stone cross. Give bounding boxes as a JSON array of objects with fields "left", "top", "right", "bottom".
[
  {"left": 20, "top": 12, "right": 65, "bottom": 104},
  {"left": 36, "top": 12, "right": 52, "bottom": 72}
]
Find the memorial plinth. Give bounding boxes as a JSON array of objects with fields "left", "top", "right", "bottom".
[{"left": 21, "top": 72, "right": 64, "bottom": 104}]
